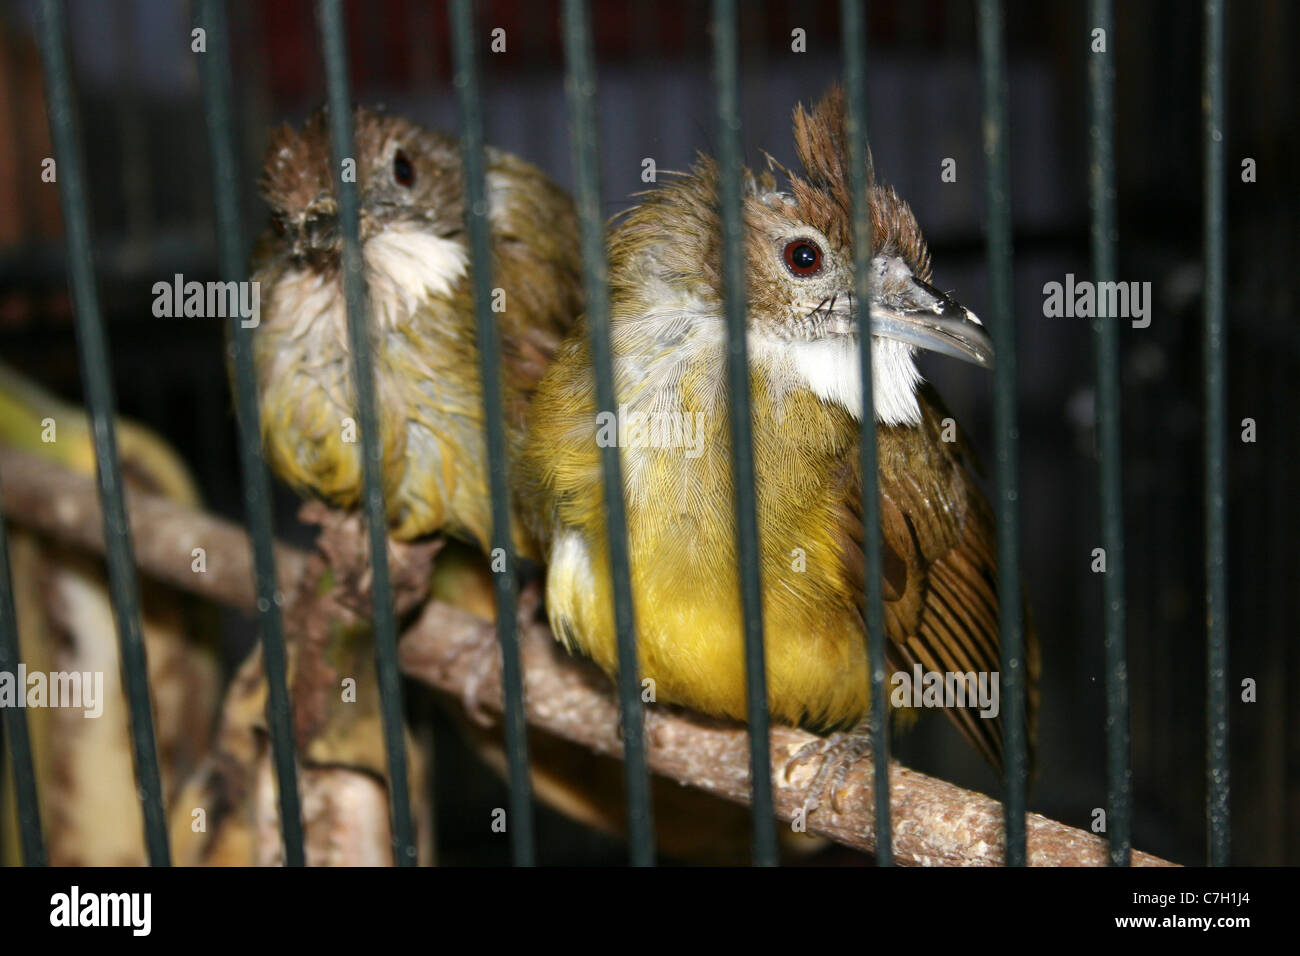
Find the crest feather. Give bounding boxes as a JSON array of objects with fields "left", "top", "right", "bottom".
[
  {"left": 786, "top": 84, "right": 931, "bottom": 280},
  {"left": 788, "top": 84, "right": 861, "bottom": 248}
]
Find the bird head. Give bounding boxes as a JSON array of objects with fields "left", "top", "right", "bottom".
[
  {"left": 609, "top": 85, "right": 990, "bottom": 426},
  {"left": 259, "top": 107, "right": 465, "bottom": 268}
]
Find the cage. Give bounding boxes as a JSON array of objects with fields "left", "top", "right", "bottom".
[{"left": 0, "top": 0, "right": 1295, "bottom": 872}]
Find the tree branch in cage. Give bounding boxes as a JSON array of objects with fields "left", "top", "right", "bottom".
[{"left": 0, "top": 445, "right": 1174, "bottom": 866}]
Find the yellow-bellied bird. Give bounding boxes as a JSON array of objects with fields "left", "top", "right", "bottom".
[
  {"left": 249, "top": 107, "right": 582, "bottom": 556},
  {"left": 523, "top": 87, "right": 1038, "bottom": 797}
]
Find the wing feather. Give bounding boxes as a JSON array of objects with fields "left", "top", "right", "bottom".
[{"left": 839, "top": 383, "right": 1038, "bottom": 769}]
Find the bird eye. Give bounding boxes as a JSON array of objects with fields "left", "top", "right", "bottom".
[
  {"left": 393, "top": 150, "right": 415, "bottom": 188},
  {"left": 783, "top": 239, "right": 823, "bottom": 277},
  {"left": 270, "top": 215, "right": 286, "bottom": 236}
]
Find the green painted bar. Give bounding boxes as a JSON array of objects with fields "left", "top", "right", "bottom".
[
  {"left": 976, "top": 0, "right": 1028, "bottom": 867},
  {"left": 840, "top": 0, "right": 892, "bottom": 866},
  {"left": 560, "top": 0, "right": 655, "bottom": 866},
  {"left": 35, "top": 0, "right": 170, "bottom": 867},
  {"left": 1202, "top": 0, "right": 1230, "bottom": 868},
  {"left": 0, "top": 491, "right": 46, "bottom": 866},
  {"left": 1086, "top": 0, "right": 1132, "bottom": 868},
  {"left": 711, "top": 0, "right": 779, "bottom": 867},
  {"left": 448, "top": 0, "right": 537, "bottom": 867},
  {"left": 316, "top": 0, "right": 417, "bottom": 867},
  {"left": 194, "top": 0, "right": 305, "bottom": 868}
]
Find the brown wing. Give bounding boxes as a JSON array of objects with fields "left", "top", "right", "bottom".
[
  {"left": 838, "top": 383, "right": 1037, "bottom": 769},
  {"left": 485, "top": 150, "right": 585, "bottom": 426}
]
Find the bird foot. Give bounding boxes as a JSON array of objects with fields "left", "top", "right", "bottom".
[
  {"left": 641, "top": 704, "right": 672, "bottom": 749},
  {"left": 443, "top": 624, "right": 504, "bottom": 728},
  {"left": 299, "top": 501, "right": 441, "bottom": 619},
  {"left": 783, "top": 728, "right": 872, "bottom": 817},
  {"left": 515, "top": 576, "right": 543, "bottom": 628},
  {"left": 440, "top": 578, "right": 540, "bottom": 728},
  {"left": 383, "top": 535, "right": 443, "bottom": 618}
]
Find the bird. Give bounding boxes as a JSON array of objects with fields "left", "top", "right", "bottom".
[
  {"left": 522, "top": 85, "right": 1038, "bottom": 799},
  {"left": 247, "top": 107, "right": 792, "bottom": 861},
  {"left": 248, "top": 106, "right": 582, "bottom": 557}
]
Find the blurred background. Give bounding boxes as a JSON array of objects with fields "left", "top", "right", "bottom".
[{"left": 0, "top": 0, "right": 1295, "bottom": 865}]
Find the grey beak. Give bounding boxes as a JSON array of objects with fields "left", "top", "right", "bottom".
[
  {"left": 294, "top": 196, "right": 340, "bottom": 256},
  {"left": 868, "top": 275, "right": 995, "bottom": 370}
]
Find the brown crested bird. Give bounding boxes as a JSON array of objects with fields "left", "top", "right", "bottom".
[
  {"left": 248, "top": 106, "right": 582, "bottom": 556},
  {"left": 523, "top": 86, "right": 1038, "bottom": 796},
  {"left": 246, "top": 107, "right": 792, "bottom": 861}
]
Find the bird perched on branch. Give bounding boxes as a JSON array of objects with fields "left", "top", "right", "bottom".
[
  {"left": 523, "top": 86, "right": 1038, "bottom": 800},
  {"left": 246, "top": 108, "right": 785, "bottom": 862},
  {"left": 248, "top": 107, "right": 582, "bottom": 556}
]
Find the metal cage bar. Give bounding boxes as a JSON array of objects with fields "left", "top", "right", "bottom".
[
  {"left": 448, "top": 0, "right": 538, "bottom": 867},
  {"left": 976, "top": 0, "right": 1028, "bottom": 866},
  {"left": 841, "top": 0, "right": 893, "bottom": 867},
  {"left": 711, "top": 0, "right": 779, "bottom": 867},
  {"left": 1, "top": 0, "right": 1242, "bottom": 872},
  {"left": 1086, "top": 0, "right": 1132, "bottom": 868},
  {"left": 35, "top": 0, "right": 171, "bottom": 867},
  {"left": 194, "top": 0, "right": 306, "bottom": 868},
  {"left": 0, "top": 489, "right": 46, "bottom": 866},
  {"left": 316, "top": 0, "right": 417, "bottom": 867},
  {"left": 1202, "top": 0, "right": 1230, "bottom": 868},
  {"left": 560, "top": 0, "right": 655, "bottom": 866}
]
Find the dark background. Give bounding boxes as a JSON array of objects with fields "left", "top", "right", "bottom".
[{"left": 0, "top": 0, "right": 1296, "bottom": 865}]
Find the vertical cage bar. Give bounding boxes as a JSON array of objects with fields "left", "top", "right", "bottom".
[
  {"left": 194, "top": 0, "right": 305, "bottom": 867},
  {"left": 841, "top": 0, "right": 892, "bottom": 866},
  {"left": 0, "top": 492, "right": 46, "bottom": 865},
  {"left": 976, "top": 0, "right": 1028, "bottom": 866},
  {"left": 1202, "top": 0, "right": 1230, "bottom": 867},
  {"left": 1086, "top": 0, "right": 1132, "bottom": 867},
  {"left": 448, "top": 0, "right": 538, "bottom": 867},
  {"left": 710, "top": 0, "right": 778, "bottom": 867},
  {"left": 559, "top": 0, "right": 655, "bottom": 866},
  {"left": 316, "top": 0, "right": 417, "bottom": 867},
  {"left": 35, "top": 0, "right": 170, "bottom": 867}
]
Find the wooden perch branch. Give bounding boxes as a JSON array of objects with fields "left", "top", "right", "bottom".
[
  {"left": 0, "top": 445, "right": 1173, "bottom": 866},
  {"left": 0, "top": 446, "right": 305, "bottom": 611},
  {"left": 398, "top": 602, "right": 1171, "bottom": 866}
]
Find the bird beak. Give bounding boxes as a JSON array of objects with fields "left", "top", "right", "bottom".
[
  {"left": 868, "top": 276, "right": 995, "bottom": 370},
  {"left": 293, "top": 196, "right": 340, "bottom": 257}
]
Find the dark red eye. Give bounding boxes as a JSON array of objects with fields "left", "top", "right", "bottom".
[
  {"left": 393, "top": 150, "right": 415, "bottom": 187},
  {"left": 783, "top": 239, "right": 822, "bottom": 277},
  {"left": 270, "top": 215, "right": 286, "bottom": 236}
]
